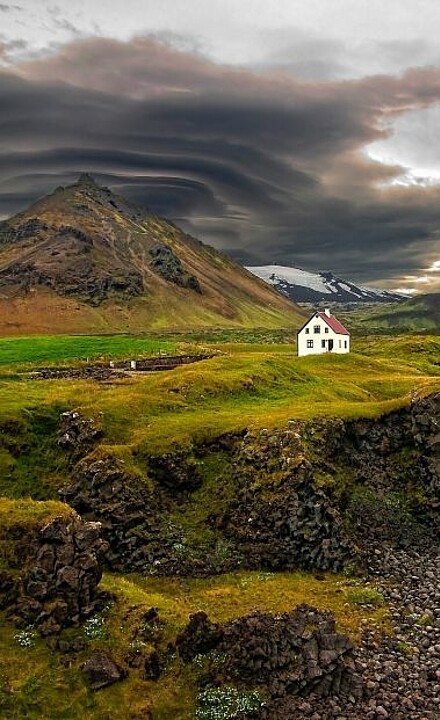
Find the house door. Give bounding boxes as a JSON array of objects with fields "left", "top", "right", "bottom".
[{"left": 328, "top": 339, "right": 334, "bottom": 352}]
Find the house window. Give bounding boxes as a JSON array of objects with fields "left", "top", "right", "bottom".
[
  {"left": 305, "top": 327, "right": 310, "bottom": 334},
  {"left": 307, "top": 340, "right": 314, "bottom": 348},
  {"left": 325, "top": 327, "right": 329, "bottom": 333},
  {"left": 339, "top": 340, "right": 341, "bottom": 348},
  {"left": 321, "top": 339, "right": 326, "bottom": 348},
  {"left": 313, "top": 325, "right": 320, "bottom": 334},
  {"left": 344, "top": 340, "right": 347, "bottom": 348}
]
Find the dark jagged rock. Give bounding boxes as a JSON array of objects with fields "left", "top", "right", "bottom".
[
  {"left": 59, "top": 452, "right": 165, "bottom": 572},
  {"left": 149, "top": 243, "right": 202, "bottom": 293},
  {"left": 2, "top": 513, "right": 108, "bottom": 635},
  {"left": 0, "top": 214, "right": 145, "bottom": 303},
  {"left": 315, "top": 394, "right": 440, "bottom": 552},
  {"left": 147, "top": 451, "right": 202, "bottom": 494},
  {"left": 15, "top": 218, "right": 50, "bottom": 241},
  {"left": 143, "top": 649, "right": 162, "bottom": 681},
  {"left": 223, "top": 429, "right": 352, "bottom": 572},
  {"left": 82, "top": 650, "right": 126, "bottom": 691},
  {"left": 176, "top": 612, "right": 223, "bottom": 662},
  {"left": 55, "top": 394, "right": 440, "bottom": 581},
  {"left": 59, "top": 441, "right": 224, "bottom": 576},
  {"left": 183, "top": 606, "right": 361, "bottom": 717},
  {"left": 215, "top": 605, "right": 361, "bottom": 701},
  {"left": 58, "top": 411, "right": 102, "bottom": 460}
]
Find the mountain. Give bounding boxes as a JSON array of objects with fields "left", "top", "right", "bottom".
[
  {"left": 345, "top": 293, "right": 440, "bottom": 334},
  {"left": 246, "top": 265, "right": 405, "bottom": 304},
  {"left": 0, "top": 176, "right": 303, "bottom": 335}
]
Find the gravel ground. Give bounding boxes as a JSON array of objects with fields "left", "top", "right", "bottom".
[{"left": 286, "top": 540, "right": 440, "bottom": 719}]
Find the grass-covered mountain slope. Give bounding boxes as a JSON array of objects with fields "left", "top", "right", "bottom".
[
  {"left": 0, "top": 175, "right": 303, "bottom": 335},
  {"left": 337, "top": 293, "right": 440, "bottom": 335},
  {"left": 370, "top": 292, "right": 440, "bottom": 332}
]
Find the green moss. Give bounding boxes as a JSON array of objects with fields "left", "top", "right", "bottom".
[
  {"left": 166, "top": 451, "right": 237, "bottom": 548},
  {"left": 0, "top": 407, "right": 70, "bottom": 500},
  {"left": 346, "top": 587, "right": 385, "bottom": 608}
]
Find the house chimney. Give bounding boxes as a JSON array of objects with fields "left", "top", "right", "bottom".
[{"left": 324, "top": 308, "right": 331, "bottom": 317}]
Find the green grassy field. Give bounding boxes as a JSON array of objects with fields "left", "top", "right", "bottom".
[
  {"left": 1, "top": 333, "right": 440, "bottom": 454},
  {"left": 1, "top": 332, "right": 440, "bottom": 501},
  {"left": 0, "top": 334, "right": 177, "bottom": 369}
]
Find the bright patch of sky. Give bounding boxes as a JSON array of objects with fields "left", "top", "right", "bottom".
[
  {"left": 1, "top": 0, "right": 440, "bottom": 72},
  {"left": 367, "top": 105, "right": 440, "bottom": 187}
]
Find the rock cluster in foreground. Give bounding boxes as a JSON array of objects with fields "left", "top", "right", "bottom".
[
  {"left": 176, "top": 605, "right": 362, "bottom": 717},
  {"left": 0, "top": 512, "right": 108, "bottom": 635}
]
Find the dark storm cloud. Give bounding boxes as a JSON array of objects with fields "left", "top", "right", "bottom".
[{"left": 2, "top": 36, "right": 440, "bottom": 286}]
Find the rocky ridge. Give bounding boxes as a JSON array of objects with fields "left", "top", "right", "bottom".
[
  {"left": 56, "top": 393, "right": 440, "bottom": 581},
  {"left": 177, "top": 606, "right": 362, "bottom": 716}
]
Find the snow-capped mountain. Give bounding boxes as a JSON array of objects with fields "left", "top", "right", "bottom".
[{"left": 246, "top": 265, "right": 405, "bottom": 304}]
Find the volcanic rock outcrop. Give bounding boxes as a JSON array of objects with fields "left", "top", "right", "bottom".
[
  {"left": 177, "top": 605, "right": 362, "bottom": 718},
  {"left": 0, "top": 511, "right": 108, "bottom": 635}
]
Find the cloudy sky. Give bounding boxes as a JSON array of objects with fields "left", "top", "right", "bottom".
[{"left": 2, "top": 1, "right": 440, "bottom": 292}]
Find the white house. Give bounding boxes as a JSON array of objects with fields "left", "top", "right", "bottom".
[{"left": 297, "top": 308, "right": 350, "bottom": 357}]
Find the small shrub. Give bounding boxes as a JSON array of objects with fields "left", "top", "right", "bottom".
[
  {"left": 195, "top": 685, "right": 264, "bottom": 719},
  {"left": 83, "top": 603, "right": 112, "bottom": 640},
  {"left": 416, "top": 613, "right": 434, "bottom": 627},
  {"left": 14, "top": 627, "right": 37, "bottom": 648},
  {"left": 256, "top": 571, "right": 274, "bottom": 582},
  {"left": 346, "top": 587, "right": 385, "bottom": 607},
  {"left": 342, "top": 561, "right": 358, "bottom": 578},
  {"left": 22, "top": 674, "right": 42, "bottom": 693},
  {"left": 396, "top": 641, "right": 414, "bottom": 656}
]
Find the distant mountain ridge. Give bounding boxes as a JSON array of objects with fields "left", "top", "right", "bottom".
[
  {"left": 0, "top": 176, "right": 304, "bottom": 335},
  {"left": 246, "top": 265, "right": 405, "bottom": 304},
  {"left": 348, "top": 293, "right": 440, "bottom": 333}
]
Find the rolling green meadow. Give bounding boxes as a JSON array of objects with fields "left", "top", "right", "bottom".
[{"left": 1, "top": 331, "right": 440, "bottom": 458}]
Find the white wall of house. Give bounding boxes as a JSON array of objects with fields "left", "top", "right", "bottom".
[{"left": 297, "top": 312, "right": 350, "bottom": 357}]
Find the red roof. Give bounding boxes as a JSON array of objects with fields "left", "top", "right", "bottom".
[{"left": 318, "top": 312, "right": 350, "bottom": 335}]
